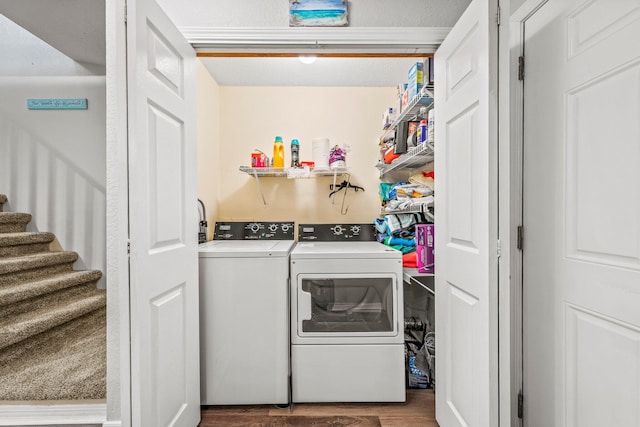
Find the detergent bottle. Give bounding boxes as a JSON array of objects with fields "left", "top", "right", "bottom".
[
  {"left": 273, "top": 136, "right": 285, "bottom": 168},
  {"left": 290, "top": 139, "right": 300, "bottom": 167}
]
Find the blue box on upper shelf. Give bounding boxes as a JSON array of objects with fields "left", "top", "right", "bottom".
[{"left": 407, "top": 62, "right": 424, "bottom": 102}]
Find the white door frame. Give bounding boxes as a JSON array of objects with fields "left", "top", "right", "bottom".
[
  {"left": 107, "top": 0, "right": 201, "bottom": 425},
  {"left": 506, "top": 1, "right": 550, "bottom": 426},
  {"left": 104, "top": 4, "right": 527, "bottom": 426},
  {"left": 103, "top": 25, "right": 453, "bottom": 427},
  {"left": 105, "top": 0, "right": 131, "bottom": 426}
]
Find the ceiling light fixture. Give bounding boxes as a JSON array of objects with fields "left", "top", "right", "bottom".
[{"left": 298, "top": 55, "right": 317, "bottom": 64}]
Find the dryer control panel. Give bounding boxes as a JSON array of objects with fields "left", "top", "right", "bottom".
[
  {"left": 214, "top": 222, "right": 295, "bottom": 240},
  {"left": 298, "top": 223, "right": 376, "bottom": 241}
]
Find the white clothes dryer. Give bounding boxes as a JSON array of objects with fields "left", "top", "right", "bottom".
[
  {"left": 198, "top": 221, "right": 295, "bottom": 405},
  {"left": 290, "top": 224, "right": 405, "bottom": 403}
]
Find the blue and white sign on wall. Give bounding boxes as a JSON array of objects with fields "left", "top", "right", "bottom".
[{"left": 27, "top": 98, "right": 88, "bottom": 110}]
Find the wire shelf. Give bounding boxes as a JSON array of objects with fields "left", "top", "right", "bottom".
[
  {"left": 377, "top": 143, "right": 434, "bottom": 178},
  {"left": 239, "top": 166, "right": 349, "bottom": 177},
  {"left": 380, "top": 85, "right": 435, "bottom": 143}
]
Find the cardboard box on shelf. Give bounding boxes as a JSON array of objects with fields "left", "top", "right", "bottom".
[
  {"left": 382, "top": 107, "right": 396, "bottom": 130},
  {"left": 394, "top": 120, "right": 409, "bottom": 154},
  {"left": 423, "top": 57, "right": 435, "bottom": 86},
  {"left": 401, "top": 88, "right": 410, "bottom": 111},
  {"left": 415, "top": 224, "right": 434, "bottom": 274},
  {"left": 407, "top": 62, "right": 424, "bottom": 101}
]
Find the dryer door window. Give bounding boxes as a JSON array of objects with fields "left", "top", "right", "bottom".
[{"left": 297, "top": 276, "right": 397, "bottom": 335}]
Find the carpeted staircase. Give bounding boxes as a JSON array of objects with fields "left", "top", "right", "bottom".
[{"left": 0, "top": 194, "right": 106, "bottom": 401}]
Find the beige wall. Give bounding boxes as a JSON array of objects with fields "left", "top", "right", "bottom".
[
  {"left": 196, "top": 59, "right": 221, "bottom": 240},
  {"left": 213, "top": 86, "right": 397, "bottom": 226}
]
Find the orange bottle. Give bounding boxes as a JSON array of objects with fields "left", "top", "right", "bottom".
[{"left": 273, "top": 136, "right": 285, "bottom": 168}]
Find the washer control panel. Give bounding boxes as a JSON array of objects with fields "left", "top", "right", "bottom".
[
  {"left": 298, "top": 223, "right": 376, "bottom": 241},
  {"left": 214, "top": 222, "right": 295, "bottom": 240}
]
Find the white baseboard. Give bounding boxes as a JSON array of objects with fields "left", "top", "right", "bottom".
[{"left": 0, "top": 402, "right": 106, "bottom": 426}]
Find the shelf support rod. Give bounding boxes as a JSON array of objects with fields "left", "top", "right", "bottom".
[
  {"left": 404, "top": 273, "right": 435, "bottom": 296},
  {"left": 252, "top": 168, "right": 267, "bottom": 206},
  {"left": 331, "top": 168, "right": 338, "bottom": 207}
]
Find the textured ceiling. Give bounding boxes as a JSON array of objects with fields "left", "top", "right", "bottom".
[
  {"left": 0, "top": 0, "right": 105, "bottom": 67},
  {"left": 199, "top": 56, "right": 424, "bottom": 87},
  {"left": 0, "top": 0, "right": 468, "bottom": 85}
]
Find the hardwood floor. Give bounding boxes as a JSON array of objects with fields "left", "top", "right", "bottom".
[{"left": 199, "top": 389, "right": 438, "bottom": 427}]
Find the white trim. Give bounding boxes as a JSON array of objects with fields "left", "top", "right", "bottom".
[
  {"left": 507, "top": 0, "right": 550, "bottom": 426},
  {"left": 102, "top": 421, "right": 122, "bottom": 427},
  {"left": 181, "top": 26, "right": 450, "bottom": 52},
  {"left": 105, "top": 0, "right": 131, "bottom": 426},
  {"left": 511, "top": 0, "right": 550, "bottom": 22},
  {"left": 498, "top": 1, "right": 514, "bottom": 426},
  {"left": 0, "top": 403, "right": 106, "bottom": 426}
]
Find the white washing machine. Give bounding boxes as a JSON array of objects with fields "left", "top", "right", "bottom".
[
  {"left": 198, "top": 221, "right": 295, "bottom": 405},
  {"left": 290, "top": 223, "right": 405, "bottom": 403}
]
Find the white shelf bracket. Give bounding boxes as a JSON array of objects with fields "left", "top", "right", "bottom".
[
  {"left": 252, "top": 168, "right": 267, "bottom": 206},
  {"left": 404, "top": 272, "right": 435, "bottom": 296},
  {"left": 331, "top": 168, "right": 338, "bottom": 207}
]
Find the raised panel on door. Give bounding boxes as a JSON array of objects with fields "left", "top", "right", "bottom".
[
  {"left": 434, "top": 0, "right": 498, "bottom": 425},
  {"left": 127, "top": 0, "right": 199, "bottom": 425},
  {"left": 523, "top": 0, "right": 640, "bottom": 425}
]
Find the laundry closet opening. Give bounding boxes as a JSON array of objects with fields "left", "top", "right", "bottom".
[
  {"left": 194, "top": 53, "right": 433, "bottom": 228},
  {"left": 194, "top": 52, "right": 437, "bottom": 400}
]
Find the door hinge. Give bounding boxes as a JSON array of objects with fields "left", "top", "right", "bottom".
[
  {"left": 517, "top": 226, "right": 524, "bottom": 250},
  {"left": 517, "top": 391, "right": 524, "bottom": 419},
  {"left": 496, "top": 239, "right": 501, "bottom": 258},
  {"left": 124, "top": 3, "right": 127, "bottom": 23},
  {"left": 127, "top": 240, "right": 131, "bottom": 256},
  {"left": 496, "top": 5, "right": 501, "bottom": 26},
  {"left": 518, "top": 56, "right": 525, "bottom": 81}
]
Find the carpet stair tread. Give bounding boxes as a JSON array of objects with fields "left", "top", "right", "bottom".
[
  {"left": 0, "top": 195, "right": 106, "bottom": 401},
  {"left": 0, "top": 232, "right": 55, "bottom": 247},
  {"left": 0, "top": 307, "right": 106, "bottom": 400},
  {"left": 0, "top": 251, "right": 78, "bottom": 276},
  {"left": 0, "top": 232, "right": 55, "bottom": 257},
  {"left": 0, "top": 212, "right": 32, "bottom": 233},
  {"left": 0, "top": 283, "right": 106, "bottom": 351},
  {"left": 0, "top": 270, "right": 102, "bottom": 307}
]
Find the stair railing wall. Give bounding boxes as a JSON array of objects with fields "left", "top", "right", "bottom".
[{"left": 0, "top": 77, "right": 107, "bottom": 288}]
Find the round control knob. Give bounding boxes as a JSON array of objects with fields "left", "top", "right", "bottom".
[
  {"left": 281, "top": 224, "right": 291, "bottom": 232},
  {"left": 249, "top": 223, "right": 260, "bottom": 233},
  {"left": 331, "top": 225, "right": 344, "bottom": 235},
  {"left": 350, "top": 225, "right": 361, "bottom": 234},
  {"left": 269, "top": 223, "right": 279, "bottom": 232}
]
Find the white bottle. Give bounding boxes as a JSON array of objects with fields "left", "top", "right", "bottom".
[{"left": 427, "top": 109, "right": 435, "bottom": 144}]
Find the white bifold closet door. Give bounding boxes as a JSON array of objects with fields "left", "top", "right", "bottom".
[
  {"left": 126, "top": 0, "right": 200, "bottom": 424},
  {"left": 523, "top": 0, "right": 640, "bottom": 426},
  {"left": 434, "top": 0, "right": 499, "bottom": 426}
]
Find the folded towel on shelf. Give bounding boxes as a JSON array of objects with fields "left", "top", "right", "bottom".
[
  {"left": 407, "top": 196, "right": 434, "bottom": 209},
  {"left": 409, "top": 170, "right": 435, "bottom": 188},
  {"left": 403, "top": 251, "right": 418, "bottom": 268},
  {"left": 394, "top": 183, "right": 434, "bottom": 198},
  {"left": 374, "top": 218, "right": 389, "bottom": 234},
  {"left": 386, "top": 213, "right": 422, "bottom": 233},
  {"left": 383, "top": 196, "right": 434, "bottom": 213},
  {"left": 384, "top": 236, "right": 416, "bottom": 247}
]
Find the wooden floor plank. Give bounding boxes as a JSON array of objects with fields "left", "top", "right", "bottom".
[
  {"left": 379, "top": 416, "right": 439, "bottom": 427},
  {"left": 201, "top": 405, "right": 273, "bottom": 415},
  {"left": 277, "top": 389, "right": 434, "bottom": 417},
  {"left": 200, "top": 389, "right": 437, "bottom": 426},
  {"left": 199, "top": 415, "right": 381, "bottom": 427}
]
